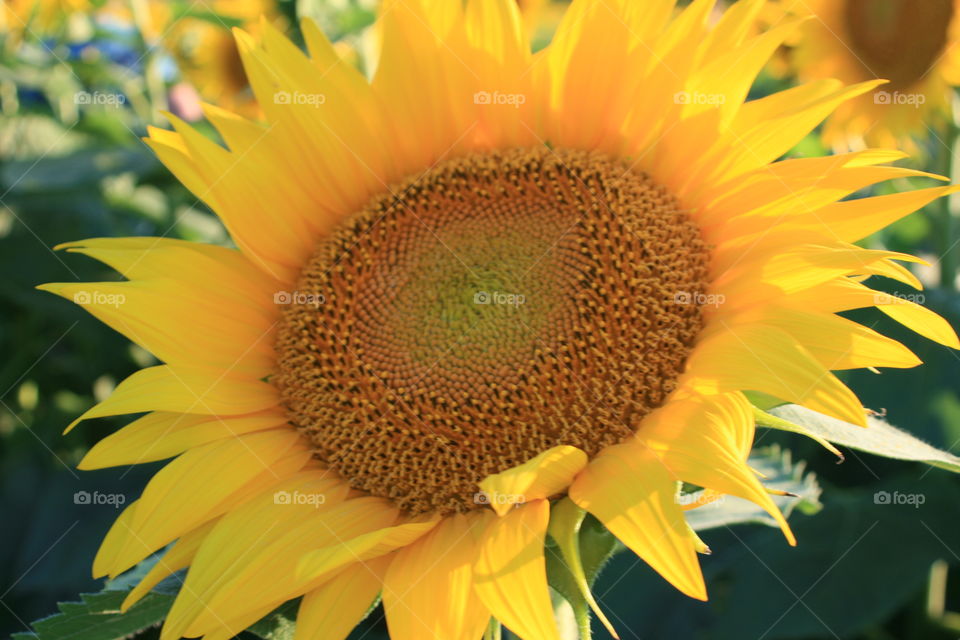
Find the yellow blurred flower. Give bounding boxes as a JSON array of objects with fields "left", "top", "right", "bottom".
[
  {"left": 776, "top": 0, "right": 960, "bottom": 151},
  {"left": 1, "top": 0, "right": 89, "bottom": 36},
  {"left": 99, "top": 0, "right": 279, "bottom": 116}
]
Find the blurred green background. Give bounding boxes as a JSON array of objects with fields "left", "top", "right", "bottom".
[{"left": 2, "top": 1, "right": 960, "bottom": 639}]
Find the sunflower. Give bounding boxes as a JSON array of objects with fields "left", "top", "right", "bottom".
[
  {"left": 101, "top": 0, "right": 278, "bottom": 117},
  {"left": 775, "top": 0, "right": 960, "bottom": 152},
  {"left": 0, "top": 0, "right": 88, "bottom": 36},
  {"left": 164, "top": 0, "right": 278, "bottom": 117},
  {"left": 40, "top": 0, "right": 960, "bottom": 638}
]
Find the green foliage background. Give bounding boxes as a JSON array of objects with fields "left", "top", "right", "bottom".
[{"left": 2, "top": 1, "right": 960, "bottom": 639}]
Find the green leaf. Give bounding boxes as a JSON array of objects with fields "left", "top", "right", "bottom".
[
  {"left": 10, "top": 590, "right": 174, "bottom": 640},
  {"left": 545, "top": 498, "right": 619, "bottom": 638},
  {"left": 762, "top": 403, "right": 960, "bottom": 473},
  {"left": 245, "top": 599, "right": 300, "bottom": 640},
  {"left": 683, "top": 445, "right": 822, "bottom": 532}
]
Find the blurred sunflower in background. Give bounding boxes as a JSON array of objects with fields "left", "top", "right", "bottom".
[
  {"left": 97, "top": 0, "right": 279, "bottom": 118},
  {"left": 38, "top": 0, "right": 960, "bottom": 638},
  {"left": 160, "top": 0, "right": 279, "bottom": 117},
  {"left": 0, "top": 0, "right": 88, "bottom": 36},
  {"left": 775, "top": 0, "right": 960, "bottom": 152}
]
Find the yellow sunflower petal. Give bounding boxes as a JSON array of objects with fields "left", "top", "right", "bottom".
[
  {"left": 569, "top": 441, "right": 706, "bottom": 600},
  {"left": 295, "top": 556, "right": 392, "bottom": 640},
  {"left": 65, "top": 365, "right": 280, "bottom": 433},
  {"left": 295, "top": 517, "right": 441, "bottom": 583},
  {"left": 641, "top": 392, "right": 795, "bottom": 544},
  {"left": 94, "top": 430, "right": 310, "bottom": 577},
  {"left": 705, "top": 79, "right": 885, "bottom": 185},
  {"left": 477, "top": 445, "right": 587, "bottom": 516},
  {"left": 38, "top": 279, "right": 277, "bottom": 377},
  {"left": 473, "top": 499, "right": 560, "bottom": 640},
  {"left": 78, "top": 410, "right": 289, "bottom": 469},
  {"left": 769, "top": 185, "right": 960, "bottom": 243},
  {"left": 783, "top": 279, "right": 960, "bottom": 350},
  {"left": 165, "top": 484, "right": 394, "bottom": 639},
  {"left": 754, "top": 307, "right": 921, "bottom": 370},
  {"left": 121, "top": 518, "right": 219, "bottom": 612},
  {"left": 382, "top": 513, "right": 491, "bottom": 640},
  {"left": 685, "top": 323, "right": 866, "bottom": 426}
]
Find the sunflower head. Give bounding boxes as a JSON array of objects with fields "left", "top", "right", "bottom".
[
  {"left": 780, "top": 0, "right": 960, "bottom": 150},
  {"left": 39, "top": 1, "right": 960, "bottom": 639},
  {"left": 276, "top": 146, "right": 709, "bottom": 515}
]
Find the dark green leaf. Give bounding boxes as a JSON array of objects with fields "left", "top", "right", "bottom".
[{"left": 11, "top": 590, "right": 174, "bottom": 640}]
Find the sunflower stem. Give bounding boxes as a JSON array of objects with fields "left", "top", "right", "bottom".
[
  {"left": 574, "top": 604, "right": 593, "bottom": 640},
  {"left": 484, "top": 618, "right": 502, "bottom": 640},
  {"left": 937, "top": 90, "right": 960, "bottom": 290}
]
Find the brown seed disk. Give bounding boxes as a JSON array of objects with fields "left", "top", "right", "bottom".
[
  {"left": 843, "top": 0, "right": 953, "bottom": 91},
  {"left": 274, "top": 147, "right": 710, "bottom": 515}
]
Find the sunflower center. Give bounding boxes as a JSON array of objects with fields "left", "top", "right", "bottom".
[
  {"left": 843, "top": 0, "right": 953, "bottom": 90},
  {"left": 274, "top": 147, "right": 710, "bottom": 515}
]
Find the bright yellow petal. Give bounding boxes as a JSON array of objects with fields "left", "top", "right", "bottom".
[
  {"left": 382, "top": 513, "right": 491, "bottom": 640},
  {"left": 65, "top": 365, "right": 280, "bottom": 433},
  {"left": 569, "top": 442, "right": 707, "bottom": 601},
  {"left": 478, "top": 445, "right": 587, "bottom": 516},
  {"left": 94, "top": 430, "right": 310, "bottom": 577},
  {"left": 296, "top": 518, "right": 441, "bottom": 583},
  {"left": 473, "top": 500, "right": 559, "bottom": 640},
  {"left": 684, "top": 323, "right": 866, "bottom": 426},
  {"left": 295, "top": 556, "right": 391, "bottom": 640},
  {"left": 164, "top": 481, "right": 393, "bottom": 639},
  {"left": 121, "top": 518, "right": 219, "bottom": 611},
  {"left": 78, "top": 410, "right": 289, "bottom": 469},
  {"left": 640, "top": 392, "right": 795, "bottom": 544},
  {"left": 753, "top": 307, "right": 921, "bottom": 370}
]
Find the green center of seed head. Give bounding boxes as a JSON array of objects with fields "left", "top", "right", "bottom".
[{"left": 400, "top": 230, "right": 550, "bottom": 363}]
